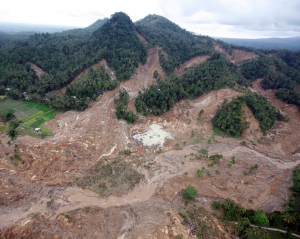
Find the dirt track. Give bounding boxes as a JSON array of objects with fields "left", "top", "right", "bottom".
[{"left": 1, "top": 48, "right": 300, "bottom": 238}]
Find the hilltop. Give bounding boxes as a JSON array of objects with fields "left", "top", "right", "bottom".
[{"left": 0, "top": 12, "right": 300, "bottom": 239}]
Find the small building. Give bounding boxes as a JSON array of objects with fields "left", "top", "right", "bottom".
[
  {"left": 5, "top": 88, "right": 11, "bottom": 91},
  {"left": 35, "top": 128, "right": 41, "bottom": 132}
]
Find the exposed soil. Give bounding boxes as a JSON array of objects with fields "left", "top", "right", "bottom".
[
  {"left": 136, "top": 31, "right": 147, "bottom": 44},
  {"left": 27, "top": 62, "right": 45, "bottom": 78},
  {"left": 1, "top": 52, "right": 300, "bottom": 238},
  {"left": 175, "top": 55, "right": 210, "bottom": 75},
  {"left": 212, "top": 41, "right": 258, "bottom": 64},
  {"left": 252, "top": 78, "right": 300, "bottom": 154}
]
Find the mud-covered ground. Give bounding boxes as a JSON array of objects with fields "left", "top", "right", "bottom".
[{"left": 1, "top": 46, "right": 300, "bottom": 238}]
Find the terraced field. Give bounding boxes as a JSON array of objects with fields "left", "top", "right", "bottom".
[{"left": 0, "top": 98, "right": 55, "bottom": 136}]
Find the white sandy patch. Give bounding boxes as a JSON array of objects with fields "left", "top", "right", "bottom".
[{"left": 133, "top": 124, "right": 173, "bottom": 147}]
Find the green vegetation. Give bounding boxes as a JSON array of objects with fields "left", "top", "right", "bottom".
[
  {"left": 135, "top": 53, "right": 237, "bottom": 115},
  {"left": 240, "top": 53, "right": 300, "bottom": 111},
  {"left": 213, "top": 194, "right": 300, "bottom": 239},
  {"left": 8, "top": 144, "right": 25, "bottom": 166},
  {"left": 136, "top": 14, "right": 212, "bottom": 74},
  {"left": 75, "top": 157, "right": 143, "bottom": 197},
  {"left": 0, "top": 98, "right": 54, "bottom": 136},
  {"left": 180, "top": 207, "right": 225, "bottom": 239},
  {"left": 212, "top": 199, "right": 269, "bottom": 238},
  {"left": 252, "top": 211, "right": 269, "bottom": 227},
  {"left": 182, "top": 185, "right": 197, "bottom": 200},
  {"left": 1, "top": 11, "right": 300, "bottom": 119},
  {"left": 213, "top": 92, "right": 287, "bottom": 137},
  {"left": 114, "top": 89, "right": 138, "bottom": 124},
  {"left": 0, "top": 12, "right": 145, "bottom": 110},
  {"left": 196, "top": 168, "right": 205, "bottom": 178},
  {"left": 213, "top": 98, "right": 249, "bottom": 137},
  {"left": 47, "top": 66, "right": 117, "bottom": 111},
  {"left": 276, "top": 89, "right": 300, "bottom": 110},
  {"left": 198, "top": 148, "right": 208, "bottom": 159},
  {"left": 207, "top": 154, "right": 223, "bottom": 167}
]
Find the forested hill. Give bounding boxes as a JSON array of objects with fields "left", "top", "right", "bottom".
[
  {"left": 1, "top": 12, "right": 300, "bottom": 114},
  {"left": 136, "top": 14, "right": 213, "bottom": 74},
  {"left": 0, "top": 12, "right": 146, "bottom": 97}
]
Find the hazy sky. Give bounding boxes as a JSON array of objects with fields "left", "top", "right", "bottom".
[{"left": 0, "top": 0, "right": 299, "bottom": 38}]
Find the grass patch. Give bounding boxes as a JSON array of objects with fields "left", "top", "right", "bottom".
[
  {"left": 0, "top": 98, "right": 54, "bottom": 137},
  {"left": 0, "top": 123, "right": 9, "bottom": 132}
]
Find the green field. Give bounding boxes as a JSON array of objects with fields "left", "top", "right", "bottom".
[{"left": 0, "top": 98, "right": 55, "bottom": 136}]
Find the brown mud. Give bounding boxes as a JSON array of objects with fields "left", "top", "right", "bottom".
[{"left": 1, "top": 51, "right": 300, "bottom": 238}]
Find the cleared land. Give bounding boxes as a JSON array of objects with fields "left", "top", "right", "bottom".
[{"left": 0, "top": 98, "right": 55, "bottom": 136}]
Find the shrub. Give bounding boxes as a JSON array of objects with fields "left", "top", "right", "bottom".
[
  {"left": 252, "top": 211, "right": 269, "bottom": 226},
  {"left": 183, "top": 185, "right": 197, "bottom": 200}
]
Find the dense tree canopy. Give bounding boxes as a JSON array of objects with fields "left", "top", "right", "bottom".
[
  {"left": 0, "top": 12, "right": 146, "bottom": 106},
  {"left": 136, "top": 14, "right": 212, "bottom": 74},
  {"left": 1, "top": 11, "right": 300, "bottom": 118},
  {"left": 212, "top": 92, "right": 287, "bottom": 136},
  {"left": 135, "top": 53, "right": 238, "bottom": 115}
]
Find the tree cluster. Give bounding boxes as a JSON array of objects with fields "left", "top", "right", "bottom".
[
  {"left": 46, "top": 66, "right": 117, "bottom": 111},
  {"left": 212, "top": 98, "right": 249, "bottom": 137},
  {"left": 0, "top": 12, "right": 146, "bottom": 109},
  {"left": 212, "top": 92, "right": 287, "bottom": 137},
  {"left": 114, "top": 89, "right": 138, "bottom": 124},
  {"left": 135, "top": 53, "right": 238, "bottom": 115}
]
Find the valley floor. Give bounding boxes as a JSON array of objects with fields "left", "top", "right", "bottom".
[{"left": 1, "top": 48, "right": 300, "bottom": 238}]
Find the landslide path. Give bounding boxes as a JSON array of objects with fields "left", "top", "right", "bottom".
[{"left": 1, "top": 53, "right": 300, "bottom": 237}]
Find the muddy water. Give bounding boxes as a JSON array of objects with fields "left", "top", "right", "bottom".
[
  {"left": 133, "top": 124, "right": 173, "bottom": 147},
  {"left": 2, "top": 143, "right": 299, "bottom": 229},
  {"left": 0, "top": 146, "right": 202, "bottom": 228}
]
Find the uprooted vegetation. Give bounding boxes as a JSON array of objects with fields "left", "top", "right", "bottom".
[
  {"left": 1, "top": 11, "right": 300, "bottom": 239},
  {"left": 180, "top": 207, "right": 229, "bottom": 239},
  {"left": 74, "top": 157, "right": 143, "bottom": 197}
]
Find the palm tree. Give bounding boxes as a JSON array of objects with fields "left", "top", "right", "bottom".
[{"left": 282, "top": 213, "right": 297, "bottom": 225}]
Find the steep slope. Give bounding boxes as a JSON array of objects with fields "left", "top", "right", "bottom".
[
  {"left": 1, "top": 12, "right": 300, "bottom": 238},
  {"left": 212, "top": 41, "right": 259, "bottom": 64},
  {"left": 0, "top": 12, "right": 146, "bottom": 102},
  {"left": 136, "top": 14, "right": 213, "bottom": 74}
]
